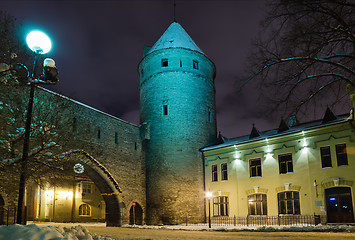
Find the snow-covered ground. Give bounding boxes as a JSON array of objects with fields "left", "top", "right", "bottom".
[
  {"left": 0, "top": 224, "right": 113, "bottom": 240},
  {"left": 0, "top": 222, "right": 354, "bottom": 240}
]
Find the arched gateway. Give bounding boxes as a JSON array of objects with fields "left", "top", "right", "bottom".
[{"left": 63, "top": 150, "right": 123, "bottom": 226}]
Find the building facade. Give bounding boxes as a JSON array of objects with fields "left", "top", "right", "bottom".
[{"left": 202, "top": 108, "right": 355, "bottom": 224}]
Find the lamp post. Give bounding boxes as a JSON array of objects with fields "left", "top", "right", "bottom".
[
  {"left": 206, "top": 191, "right": 212, "bottom": 228},
  {"left": 16, "top": 30, "right": 55, "bottom": 224}
]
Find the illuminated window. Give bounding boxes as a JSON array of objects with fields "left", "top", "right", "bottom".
[
  {"left": 221, "top": 163, "right": 228, "bottom": 181},
  {"left": 249, "top": 158, "right": 262, "bottom": 177},
  {"left": 278, "top": 191, "right": 300, "bottom": 215},
  {"left": 213, "top": 196, "right": 229, "bottom": 216},
  {"left": 336, "top": 144, "right": 348, "bottom": 166},
  {"left": 82, "top": 183, "right": 92, "bottom": 194},
  {"left": 248, "top": 194, "right": 267, "bottom": 215},
  {"left": 163, "top": 105, "right": 168, "bottom": 115},
  {"left": 161, "top": 59, "right": 168, "bottom": 67},
  {"left": 193, "top": 60, "right": 199, "bottom": 69},
  {"left": 211, "top": 165, "right": 217, "bottom": 182},
  {"left": 320, "top": 146, "right": 332, "bottom": 168},
  {"left": 79, "top": 204, "right": 91, "bottom": 216},
  {"left": 278, "top": 153, "right": 293, "bottom": 174}
]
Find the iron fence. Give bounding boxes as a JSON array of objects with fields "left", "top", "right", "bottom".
[
  {"left": 0, "top": 206, "right": 17, "bottom": 226},
  {"left": 168, "top": 214, "right": 321, "bottom": 226}
]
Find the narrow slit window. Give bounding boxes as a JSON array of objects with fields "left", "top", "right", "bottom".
[
  {"left": 73, "top": 117, "right": 77, "bottom": 132},
  {"left": 115, "top": 132, "right": 118, "bottom": 144},
  {"left": 161, "top": 58, "right": 168, "bottom": 67},
  {"left": 180, "top": 60, "right": 182, "bottom": 67},
  {"left": 163, "top": 105, "right": 168, "bottom": 115},
  {"left": 193, "top": 60, "right": 199, "bottom": 69},
  {"left": 208, "top": 111, "right": 212, "bottom": 122},
  {"left": 97, "top": 129, "right": 101, "bottom": 139}
]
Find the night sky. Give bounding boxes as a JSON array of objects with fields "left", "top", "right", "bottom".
[{"left": 1, "top": 0, "right": 273, "bottom": 138}]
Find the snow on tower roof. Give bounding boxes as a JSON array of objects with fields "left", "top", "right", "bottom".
[{"left": 147, "top": 22, "right": 204, "bottom": 55}]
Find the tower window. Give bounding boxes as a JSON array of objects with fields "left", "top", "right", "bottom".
[
  {"left": 73, "top": 117, "right": 77, "bottom": 132},
  {"left": 208, "top": 111, "right": 212, "bottom": 122},
  {"left": 193, "top": 60, "right": 199, "bottom": 69},
  {"left": 115, "top": 132, "right": 118, "bottom": 144},
  {"left": 163, "top": 105, "right": 168, "bottom": 115},
  {"left": 161, "top": 59, "right": 168, "bottom": 67},
  {"left": 180, "top": 60, "right": 182, "bottom": 67},
  {"left": 97, "top": 129, "right": 101, "bottom": 139}
]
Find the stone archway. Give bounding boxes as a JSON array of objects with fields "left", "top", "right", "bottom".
[{"left": 62, "top": 150, "right": 122, "bottom": 226}]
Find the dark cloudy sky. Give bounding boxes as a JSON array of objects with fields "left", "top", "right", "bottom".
[{"left": 1, "top": 0, "right": 274, "bottom": 138}]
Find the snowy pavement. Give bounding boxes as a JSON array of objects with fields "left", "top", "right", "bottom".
[{"left": 0, "top": 222, "right": 355, "bottom": 240}]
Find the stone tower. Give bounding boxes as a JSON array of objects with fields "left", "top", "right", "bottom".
[{"left": 138, "top": 22, "right": 217, "bottom": 224}]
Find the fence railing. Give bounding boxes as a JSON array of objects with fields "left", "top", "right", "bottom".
[
  {"left": 210, "top": 215, "right": 321, "bottom": 226},
  {"left": 0, "top": 206, "right": 17, "bottom": 226},
  {"left": 166, "top": 214, "right": 321, "bottom": 226}
]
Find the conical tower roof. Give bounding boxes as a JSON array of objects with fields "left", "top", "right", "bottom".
[{"left": 147, "top": 22, "right": 204, "bottom": 55}]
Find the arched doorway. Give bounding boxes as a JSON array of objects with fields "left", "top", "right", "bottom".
[
  {"left": 325, "top": 187, "right": 354, "bottom": 223},
  {"left": 129, "top": 202, "right": 143, "bottom": 225}
]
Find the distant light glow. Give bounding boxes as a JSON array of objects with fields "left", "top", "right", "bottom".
[
  {"left": 329, "top": 197, "right": 336, "bottom": 201},
  {"left": 206, "top": 192, "right": 212, "bottom": 198},
  {"left": 57, "top": 190, "right": 73, "bottom": 200},
  {"left": 26, "top": 31, "right": 52, "bottom": 54}
]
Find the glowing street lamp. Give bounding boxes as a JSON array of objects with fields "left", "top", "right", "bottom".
[
  {"left": 16, "top": 30, "right": 57, "bottom": 224},
  {"left": 206, "top": 191, "right": 212, "bottom": 228}
]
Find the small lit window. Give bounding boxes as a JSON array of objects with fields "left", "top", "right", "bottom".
[
  {"left": 278, "top": 153, "right": 293, "bottom": 174},
  {"left": 163, "top": 105, "right": 168, "bottom": 115},
  {"left": 213, "top": 196, "right": 229, "bottom": 216},
  {"left": 248, "top": 194, "right": 267, "bottom": 215},
  {"left": 79, "top": 204, "right": 91, "bottom": 216},
  {"left": 162, "top": 59, "right": 168, "bottom": 67},
  {"left": 250, "top": 158, "right": 262, "bottom": 177},
  {"left": 115, "top": 132, "right": 118, "bottom": 144},
  {"left": 320, "top": 146, "right": 332, "bottom": 168},
  {"left": 221, "top": 163, "right": 228, "bottom": 181},
  {"left": 82, "top": 183, "right": 92, "bottom": 194},
  {"left": 278, "top": 191, "right": 300, "bottom": 215},
  {"left": 336, "top": 144, "right": 348, "bottom": 166},
  {"left": 211, "top": 165, "right": 217, "bottom": 182},
  {"left": 193, "top": 60, "right": 199, "bottom": 69}
]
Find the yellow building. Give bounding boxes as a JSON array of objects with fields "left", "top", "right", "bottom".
[
  {"left": 25, "top": 177, "right": 106, "bottom": 223},
  {"left": 202, "top": 108, "right": 354, "bottom": 224}
]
